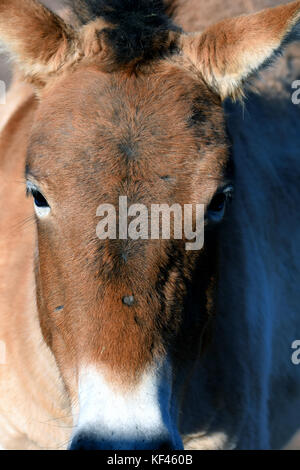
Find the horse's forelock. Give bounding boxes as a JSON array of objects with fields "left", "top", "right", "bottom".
[
  {"left": 68, "top": 0, "right": 179, "bottom": 25},
  {"left": 67, "top": 0, "right": 181, "bottom": 67}
]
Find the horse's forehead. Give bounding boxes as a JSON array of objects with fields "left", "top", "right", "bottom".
[
  {"left": 36, "top": 65, "right": 219, "bottom": 135},
  {"left": 29, "top": 66, "right": 225, "bottom": 186}
]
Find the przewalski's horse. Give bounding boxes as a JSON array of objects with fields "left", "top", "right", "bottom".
[{"left": 0, "top": 0, "right": 300, "bottom": 450}]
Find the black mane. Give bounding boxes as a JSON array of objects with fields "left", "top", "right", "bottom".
[{"left": 69, "top": 0, "right": 180, "bottom": 65}]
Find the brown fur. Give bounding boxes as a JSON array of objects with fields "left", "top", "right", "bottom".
[
  {"left": 0, "top": 83, "right": 71, "bottom": 449},
  {"left": 28, "top": 63, "right": 227, "bottom": 387}
]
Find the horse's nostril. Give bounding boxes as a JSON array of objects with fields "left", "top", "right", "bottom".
[
  {"left": 70, "top": 432, "right": 179, "bottom": 450},
  {"left": 157, "top": 440, "right": 176, "bottom": 451},
  {"left": 70, "top": 432, "right": 100, "bottom": 450}
]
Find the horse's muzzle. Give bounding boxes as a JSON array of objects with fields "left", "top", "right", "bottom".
[
  {"left": 70, "top": 365, "right": 183, "bottom": 451},
  {"left": 69, "top": 431, "right": 179, "bottom": 450}
]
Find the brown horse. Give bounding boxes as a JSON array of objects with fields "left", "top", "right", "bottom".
[{"left": 0, "top": 0, "right": 300, "bottom": 450}]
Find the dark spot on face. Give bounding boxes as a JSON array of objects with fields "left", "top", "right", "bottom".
[
  {"left": 160, "top": 175, "right": 172, "bottom": 182},
  {"left": 122, "top": 295, "right": 135, "bottom": 306},
  {"left": 150, "top": 341, "right": 155, "bottom": 356},
  {"left": 54, "top": 305, "right": 64, "bottom": 312},
  {"left": 118, "top": 138, "right": 139, "bottom": 161},
  {"left": 134, "top": 315, "right": 144, "bottom": 327},
  {"left": 111, "top": 106, "right": 122, "bottom": 126},
  {"left": 150, "top": 126, "right": 162, "bottom": 137},
  {"left": 187, "top": 97, "right": 209, "bottom": 128},
  {"left": 188, "top": 108, "right": 206, "bottom": 128},
  {"left": 201, "top": 138, "right": 214, "bottom": 147},
  {"left": 211, "top": 127, "right": 227, "bottom": 146}
]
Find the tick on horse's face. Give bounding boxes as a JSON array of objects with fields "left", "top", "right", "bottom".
[{"left": 25, "top": 64, "right": 230, "bottom": 448}]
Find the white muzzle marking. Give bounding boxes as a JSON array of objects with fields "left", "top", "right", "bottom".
[{"left": 71, "top": 364, "right": 182, "bottom": 450}]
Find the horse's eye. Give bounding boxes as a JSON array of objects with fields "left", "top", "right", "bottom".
[
  {"left": 32, "top": 189, "right": 48, "bottom": 208},
  {"left": 207, "top": 186, "right": 233, "bottom": 222},
  {"left": 26, "top": 183, "right": 50, "bottom": 218},
  {"left": 209, "top": 193, "right": 226, "bottom": 212},
  {"left": 32, "top": 190, "right": 50, "bottom": 217}
]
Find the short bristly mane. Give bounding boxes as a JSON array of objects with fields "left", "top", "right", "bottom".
[{"left": 67, "top": 0, "right": 181, "bottom": 66}]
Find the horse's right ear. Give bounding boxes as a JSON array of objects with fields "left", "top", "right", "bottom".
[{"left": 0, "top": 0, "right": 79, "bottom": 85}]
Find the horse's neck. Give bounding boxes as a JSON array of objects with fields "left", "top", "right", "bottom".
[
  {"left": 0, "top": 78, "right": 71, "bottom": 449},
  {"left": 178, "top": 4, "right": 300, "bottom": 444},
  {"left": 182, "top": 51, "right": 300, "bottom": 449}
]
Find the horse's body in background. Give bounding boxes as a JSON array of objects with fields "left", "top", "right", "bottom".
[{"left": 0, "top": 0, "right": 300, "bottom": 450}]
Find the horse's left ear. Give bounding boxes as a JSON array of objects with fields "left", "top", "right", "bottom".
[{"left": 180, "top": 1, "right": 300, "bottom": 100}]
